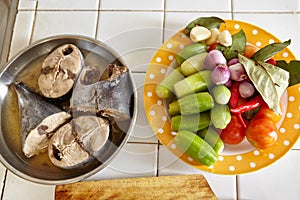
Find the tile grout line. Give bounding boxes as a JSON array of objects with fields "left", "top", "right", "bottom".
[
  {"left": 0, "top": 170, "right": 8, "bottom": 200},
  {"left": 231, "top": 0, "right": 234, "bottom": 19},
  {"left": 156, "top": 0, "right": 167, "bottom": 177},
  {"left": 236, "top": 176, "right": 239, "bottom": 200},
  {"left": 156, "top": 144, "right": 160, "bottom": 177},
  {"left": 16, "top": 9, "right": 300, "bottom": 14},
  {"left": 94, "top": 0, "right": 101, "bottom": 39},
  {"left": 28, "top": 1, "right": 39, "bottom": 44}
]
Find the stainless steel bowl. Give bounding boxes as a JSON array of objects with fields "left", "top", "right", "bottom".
[{"left": 0, "top": 35, "right": 137, "bottom": 185}]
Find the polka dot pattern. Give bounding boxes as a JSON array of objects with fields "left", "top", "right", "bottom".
[{"left": 144, "top": 20, "right": 299, "bottom": 175}]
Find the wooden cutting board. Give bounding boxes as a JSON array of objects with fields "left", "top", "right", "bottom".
[{"left": 55, "top": 174, "right": 218, "bottom": 200}]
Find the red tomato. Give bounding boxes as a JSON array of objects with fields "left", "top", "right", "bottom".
[
  {"left": 243, "top": 43, "right": 259, "bottom": 58},
  {"left": 254, "top": 104, "right": 281, "bottom": 123},
  {"left": 245, "top": 118, "right": 278, "bottom": 149},
  {"left": 220, "top": 115, "right": 246, "bottom": 144}
]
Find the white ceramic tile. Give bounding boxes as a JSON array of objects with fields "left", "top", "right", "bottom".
[
  {"left": 3, "top": 172, "right": 55, "bottom": 200},
  {"left": 164, "top": 12, "right": 232, "bottom": 40},
  {"left": 158, "top": 145, "right": 237, "bottom": 200},
  {"left": 18, "top": 0, "right": 37, "bottom": 10},
  {"left": 37, "top": 0, "right": 99, "bottom": 10},
  {"left": 97, "top": 11, "right": 163, "bottom": 72},
  {"left": 129, "top": 73, "right": 157, "bottom": 143},
  {"left": 238, "top": 150, "right": 300, "bottom": 199},
  {"left": 233, "top": 0, "right": 300, "bottom": 12},
  {"left": 86, "top": 143, "right": 158, "bottom": 181},
  {"left": 9, "top": 11, "right": 34, "bottom": 58},
  {"left": 32, "top": 11, "right": 98, "bottom": 42},
  {"left": 100, "top": 0, "right": 164, "bottom": 10},
  {"left": 0, "top": 163, "right": 6, "bottom": 197},
  {"left": 233, "top": 13, "right": 300, "bottom": 59},
  {"left": 166, "top": 0, "right": 231, "bottom": 12}
]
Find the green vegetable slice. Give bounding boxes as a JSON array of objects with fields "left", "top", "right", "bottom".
[
  {"left": 238, "top": 54, "right": 289, "bottom": 114},
  {"left": 184, "top": 16, "right": 225, "bottom": 35},
  {"left": 251, "top": 40, "right": 291, "bottom": 61},
  {"left": 216, "top": 29, "right": 246, "bottom": 60},
  {"left": 277, "top": 60, "right": 300, "bottom": 86}
]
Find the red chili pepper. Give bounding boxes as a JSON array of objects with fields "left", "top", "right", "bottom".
[
  {"left": 230, "top": 95, "right": 265, "bottom": 128},
  {"left": 230, "top": 95, "right": 265, "bottom": 114},
  {"left": 208, "top": 43, "right": 218, "bottom": 52},
  {"left": 266, "top": 58, "right": 277, "bottom": 66},
  {"left": 229, "top": 81, "right": 241, "bottom": 109}
]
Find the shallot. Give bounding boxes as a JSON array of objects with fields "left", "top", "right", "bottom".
[
  {"left": 211, "top": 64, "right": 230, "bottom": 85},
  {"left": 229, "top": 63, "right": 247, "bottom": 81},
  {"left": 239, "top": 81, "right": 255, "bottom": 98},
  {"left": 203, "top": 49, "right": 227, "bottom": 69}
]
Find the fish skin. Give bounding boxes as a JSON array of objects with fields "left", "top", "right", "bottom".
[
  {"left": 71, "top": 64, "right": 133, "bottom": 121},
  {"left": 13, "top": 83, "right": 64, "bottom": 145}
]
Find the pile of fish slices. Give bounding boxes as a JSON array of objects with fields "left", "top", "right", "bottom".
[{"left": 13, "top": 44, "right": 132, "bottom": 169}]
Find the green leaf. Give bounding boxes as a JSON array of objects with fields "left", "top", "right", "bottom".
[
  {"left": 277, "top": 60, "right": 300, "bottom": 86},
  {"left": 216, "top": 29, "right": 246, "bottom": 60},
  {"left": 184, "top": 16, "right": 225, "bottom": 35},
  {"left": 251, "top": 40, "right": 291, "bottom": 61},
  {"left": 238, "top": 54, "right": 289, "bottom": 114}
]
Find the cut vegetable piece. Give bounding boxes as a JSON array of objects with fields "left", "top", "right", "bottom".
[
  {"left": 176, "top": 43, "right": 207, "bottom": 65},
  {"left": 212, "top": 85, "right": 231, "bottom": 104},
  {"left": 181, "top": 52, "right": 208, "bottom": 76},
  {"left": 210, "top": 104, "right": 231, "bottom": 129},
  {"left": 171, "top": 112, "right": 210, "bottom": 132},
  {"left": 197, "top": 127, "right": 224, "bottom": 154},
  {"left": 174, "top": 130, "right": 218, "bottom": 166},
  {"left": 168, "top": 92, "right": 214, "bottom": 116},
  {"left": 174, "top": 70, "right": 212, "bottom": 98},
  {"left": 155, "top": 68, "right": 184, "bottom": 98}
]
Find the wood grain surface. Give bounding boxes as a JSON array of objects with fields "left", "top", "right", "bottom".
[{"left": 55, "top": 174, "right": 218, "bottom": 200}]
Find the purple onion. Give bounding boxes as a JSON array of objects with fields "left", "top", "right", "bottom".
[
  {"left": 203, "top": 49, "right": 227, "bottom": 69},
  {"left": 224, "top": 79, "right": 232, "bottom": 88},
  {"left": 211, "top": 64, "right": 231, "bottom": 85},
  {"left": 239, "top": 81, "right": 255, "bottom": 98},
  {"left": 227, "top": 58, "right": 239, "bottom": 66},
  {"left": 229, "top": 63, "right": 247, "bottom": 81}
]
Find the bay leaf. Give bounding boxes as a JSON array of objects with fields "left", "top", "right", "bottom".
[
  {"left": 184, "top": 16, "right": 225, "bottom": 35},
  {"left": 257, "top": 60, "right": 289, "bottom": 100},
  {"left": 238, "top": 54, "right": 289, "bottom": 114},
  {"left": 216, "top": 29, "right": 246, "bottom": 60},
  {"left": 251, "top": 40, "right": 291, "bottom": 61},
  {"left": 277, "top": 60, "right": 300, "bottom": 86}
]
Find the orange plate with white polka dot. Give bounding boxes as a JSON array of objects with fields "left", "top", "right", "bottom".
[{"left": 144, "top": 19, "right": 300, "bottom": 174}]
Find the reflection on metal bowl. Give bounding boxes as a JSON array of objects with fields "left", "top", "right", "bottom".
[{"left": 0, "top": 35, "right": 137, "bottom": 185}]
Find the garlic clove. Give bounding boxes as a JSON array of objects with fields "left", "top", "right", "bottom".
[
  {"left": 218, "top": 30, "right": 232, "bottom": 47},
  {"left": 206, "top": 28, "right": 220, "bottom": 46},
  {"left": 190, "top": 26, "right": 211, "bottom": 42}
]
